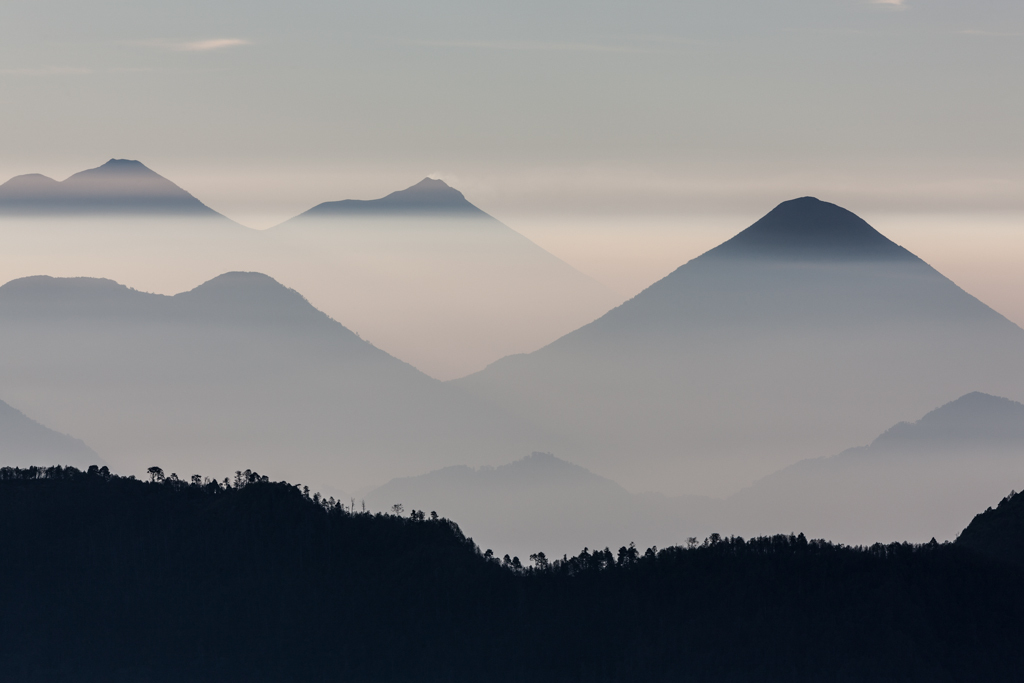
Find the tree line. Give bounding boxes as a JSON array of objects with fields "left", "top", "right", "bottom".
[{"left": 1, "top": 464, "right": 1022, "bottom": 682}]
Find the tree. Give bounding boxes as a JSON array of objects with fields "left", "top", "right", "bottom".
[
  {"left": 147, "top": 466, "right": 164, "bottom": 483},
  {"left": 391, "top": 503, "right": 404, "bottom": 516}
]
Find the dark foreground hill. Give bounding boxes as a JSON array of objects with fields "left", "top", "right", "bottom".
[{"left": 2, "top": 466, "right": 1023, "bottom": 682}]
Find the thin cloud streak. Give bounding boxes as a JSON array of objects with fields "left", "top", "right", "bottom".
[
  {"left": 175, "top": 39, "right": 250, "bottom": 52},
  {"left": 412, "top": 39, "right": 650, "bottom": 54},
  {"left": 133, "top": 38, "right": 250, "bottom": 52}
]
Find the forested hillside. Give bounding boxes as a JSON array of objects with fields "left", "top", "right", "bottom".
[{"left": 2, "top": 466, "right": 1023, "bottom": 682}]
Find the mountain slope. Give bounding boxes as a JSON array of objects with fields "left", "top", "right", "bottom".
[
  {"left": 453, "top": 198, "right": 1024, "bottom": 495},
  {"left": 0, "top": 272, "right": 531, "bottom": 490},
  {"left": 729, "top": 392, "right": 1024, "bottom": 544},
  {"left": 957, "top": 488, "right": 1024, "bottom": 566},
  {"left": 263, "top": 178, "right": 617, "bottom": 378},
  {"left": 0, "top": 399, "right": 101, "bottom": 468}
]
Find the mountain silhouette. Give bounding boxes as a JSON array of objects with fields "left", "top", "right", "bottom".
[
  {"left": 0, "top": 159, "right": 256, "bottom": 307},
  {"left": 705, "top": 197, "right": 917, "bottom": 262},
  {"left": 453, "top": 198, "right": 1024, "bottom": 496},
  {"left": 0, "top": 159, "right": 226, "bottom": 216},
  {"left": 297, "top": 177, "right": 486, "bottom": 217},
  {"left": 367, "top": 451, "right": 715, "bottom": 558},
  {"left": 265, "top": 178, "right": 616, "bottom": 379},
  {"left": 729, "top": 392, "right": 1024, "bottom": 543},
  {"left": 0, "top": 272, "right": 529, "bottom": 489},
  {"left": 0, "top": 399, "right": 101, "bottom": 469},
  {"left": 871, "top": 391, "right": 1024, "bottom": 447}
]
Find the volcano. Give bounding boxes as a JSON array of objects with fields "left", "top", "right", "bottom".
[
  {"left": 452, "top": 198, "right": 1024, "bottom": 496},
  {"left": 0, "top": 159, "right": 227, "bottom": 217}
]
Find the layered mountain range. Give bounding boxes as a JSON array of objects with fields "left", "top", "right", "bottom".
[
  {"left": 368, "top": 391, "right": 1024, "bottom": 556},
  {"left": 0, "top": 161, "right": 616, "bottom": 378},
  {"left": 1, "top": 164, "right": 1022, "bottom": 523}
]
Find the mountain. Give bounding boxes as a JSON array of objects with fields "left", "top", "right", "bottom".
[
  {"left": 453, "top": 198, "right": 1024, "bottom": 496},
  {"left": 0, "top": 159, "right": 225, "bottom": 217},
  {"left": 728, "top": 392, "right": 1024, "bottom": 544},
  {"left": 0, "top": 159, "right": 255, "bottom": 298},
  {"left": 366, "top": 452, "right": 717, "bottom": 557},
  {"left": 0, "top": 272, "right": 531, "bottom": 490},
  {"left": 0, "top": 399, "right": 101, "bottom": 468},
  {"left": 297, "top": 177, "right": 486, "bottom": 217},
  {"left": 265, "top": 178, "right": 617, "bottom": 379}
]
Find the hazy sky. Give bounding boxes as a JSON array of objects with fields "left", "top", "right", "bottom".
[{"left": 1, "top": 0, "right": 1022, "bottom": 311}]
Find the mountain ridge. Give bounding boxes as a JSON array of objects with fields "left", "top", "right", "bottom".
[
  {"left": 0, "top": 159, "right": 229, "bottom": 218},
  {"left": 285, "top": 177, "right": 486, "bottom": 221}
]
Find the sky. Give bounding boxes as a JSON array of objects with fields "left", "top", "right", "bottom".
[{"left": 1, "top": 0, "right": 1022, "bottom": 314}]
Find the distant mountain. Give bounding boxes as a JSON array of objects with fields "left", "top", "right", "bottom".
[
  {"left": 728, "top": 392, "right": 1024, "bottom": 543},
  {"left": 367, "top": 452, "right": 715, "bottom": 557},
  {"left": 453, "top": 198, "right": 1024, "bottom": 495},
  {"left": 0, "top": 159, "right": 227, "bottom": 217},
  {"left": 0, "top": 159, "right": 254, "bottom": 300},
  {"left": 264, "top": 178, "right": 617, "bottom": 379},
  {"left": 0, "top": 399, "right": 101, "bottom": 469},
  {"left": 706, "top": 196, "right": 917, "bottom": 262},
  {"left": 297, "top": 177, "right": 486, "bottom": 217},
  {"left": 0, "top": 272, "right": 530, "bottom": 489}
]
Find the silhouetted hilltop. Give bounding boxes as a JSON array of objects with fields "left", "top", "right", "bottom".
[
  {"left": 2, "top": 465, "right": 1024, "bottom": 682},
  {"left": 957, "top": 490, "right": 1024, "bottom": 566},
  {"left": 0, "top": 400, "right": 101, "bottom": 468},
  {"left": 0, "top": 159, "right": 225, "bottom": 216},
  {"left": 294, "top": 177, "right": 486, "bottom": 219},
  {"left": 704, "top": 196, "right": 917, "bottom": 262}
]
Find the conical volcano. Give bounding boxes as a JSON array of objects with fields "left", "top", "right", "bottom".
[
  {"left": 704, "top": 196, "right": 915, "bottom": 262},
  {"left": 264, "top": 178, "right": 616, "bottom": 379},
  {"left": 453, "top": 198, "right": 1024, "bottom": 496}
]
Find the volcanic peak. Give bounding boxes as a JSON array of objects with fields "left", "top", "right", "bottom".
[{"left": 703, "top": 197, "right": 916, "bottom": 263}]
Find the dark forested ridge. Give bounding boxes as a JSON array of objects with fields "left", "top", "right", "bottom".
[{"left": 2, "top": 466, "right": 1024, "bottom": 682}]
